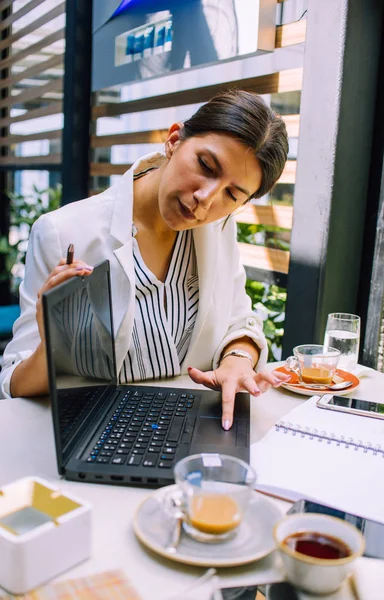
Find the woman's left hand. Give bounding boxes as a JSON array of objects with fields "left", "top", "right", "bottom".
[{"left": 187, "top": 357, "right": 290, "bottom": 430}]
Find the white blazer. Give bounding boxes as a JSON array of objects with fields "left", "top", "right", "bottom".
[{"left": 0, "top": 153, "right": 267, "bottom": 398}]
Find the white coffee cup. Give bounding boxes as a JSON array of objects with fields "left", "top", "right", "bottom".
[{"left": 273, "top": 513, "right": 365, "bottom": 595}]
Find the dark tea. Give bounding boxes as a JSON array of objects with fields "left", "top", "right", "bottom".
[{"left": 283, "top": 531, "right": 352, "bottom": 560}]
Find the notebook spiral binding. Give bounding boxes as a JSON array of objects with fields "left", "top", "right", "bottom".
[{"left": 275, "top": 420, "right": 384, "bottom": 457}]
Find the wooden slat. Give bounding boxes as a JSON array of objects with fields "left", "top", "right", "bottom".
[
  {"left": 0, "top": 54, "right": 63, "bottom": 89},
  {"left": 277, "top": 68, "right": 303, "bottom": 93},
  {"left": 0, "top": 0, "right": 13, "bottom": 14},
  {"left": 90, "top": 163, "right": 131, "bottom": 177},
  {"left": 92, "top": 68, "right": 303, "bottom": 119},
  {"left": 92, "top": 118, "right": 298, "bottom": 148},
  {"left": 239, "top": 242, "right": 290, "bottom": 275},
  {"left": 91, "top": 129, "right": 168, "bottom": 148},
  {"left": 235, "top": 205, "right": 293, "bottom": 229},
  {"left": 275, "top": 20, "right": 306, "bottom": 48},
  {"left": 0, "top": 78, "right": 62, "bottom": 108},
  {"left": 0, "top": 101, "right": 62, "bottom": 127},
  {"left": 278, "top": 160, "right": 296, "bottom": 184},
  {"left": 0, "top": 129, "right": 61, "bottom": 145},
  {"left": 283, "top": 114, "right": 300, "bottom": 138},
  {"left": 0, "top": 0, "right": 44, "bottom": 33},
  {"left": 1, "top": 28, "right": 65, "bottom": 69},
  {"left": 0, "top": 3, "right": 66, "bottom": 51},
  {"left": 0, "top": 153, "right": 61, "bottom": 166}
]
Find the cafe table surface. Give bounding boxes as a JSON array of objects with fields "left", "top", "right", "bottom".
[{"left": 0, "top": 362, "right": 383, "bottom": 599}]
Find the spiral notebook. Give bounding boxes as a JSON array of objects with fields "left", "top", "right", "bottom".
[{"left": 251, "top": 396, "right": 384, "bottom": 523}]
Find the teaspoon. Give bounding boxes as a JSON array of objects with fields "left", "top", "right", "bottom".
[{"left": 164, "top": 496, "right": 185, "bottom": 554}]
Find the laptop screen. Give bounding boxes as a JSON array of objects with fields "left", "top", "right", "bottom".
[{"left": 42, "top": 260, "right": 117, "bottom": 471}]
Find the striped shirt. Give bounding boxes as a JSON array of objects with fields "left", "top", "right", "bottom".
[
  {"left": 49, "top": 228, "right": 199, "bottom": 383},
  {"left": 49, "top": 162, "right": 199, "bottom": 383},
  {"left": 51, "top": 288, "right": 115, "bottom": 381},
  {"left": 119, "top": 226, "right": 199, "bottom": 383}
]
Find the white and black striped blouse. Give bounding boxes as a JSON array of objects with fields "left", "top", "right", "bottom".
[
  {"left": 50, "top": 230, "right": 199, "bottom": 382},
  {"left": 50, "top": 163, "right": 199, "bottom": 383},
  {"left": 119, "top": 225, "right": 199, "bottom": 383}
]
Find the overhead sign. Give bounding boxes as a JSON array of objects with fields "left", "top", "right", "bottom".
[{"left": 92, "top": 0, "right": 277, "bottom": 91}]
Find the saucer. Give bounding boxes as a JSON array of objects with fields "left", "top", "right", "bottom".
[
  {"left": 133, "top": 485, "right": 282, "bottom": 567},
  {"left": 276, "top": 366, "right": 360, "bottom": 397}
]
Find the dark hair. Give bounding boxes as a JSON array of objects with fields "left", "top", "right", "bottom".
[{"left": 180, "top": 89, "right": 288, "bottom": 199}]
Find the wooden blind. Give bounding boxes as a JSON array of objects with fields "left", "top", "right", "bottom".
[
  {"left": 89, "top": 15, "right": 306, "bottom": 285},
  {"left": 0, "top": 0, "right": 65, "bottom": 169}
]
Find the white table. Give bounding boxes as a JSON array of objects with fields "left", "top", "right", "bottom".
[{"left": 0, "top": 364, "right": 382, "bottom": 599}]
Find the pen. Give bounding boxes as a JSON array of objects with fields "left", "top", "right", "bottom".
[{"left": 66, "top": 243, "right": 74, "bottom": 265}]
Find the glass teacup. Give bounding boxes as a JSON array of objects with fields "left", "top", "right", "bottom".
[
  {"left": 286, "top": 344, "right": 341, "bottom": 385},
  {"left": 173, "top": 453, "right": 256, "bottom": 543}
]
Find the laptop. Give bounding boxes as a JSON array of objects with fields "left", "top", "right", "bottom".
[{"left": 42, "top": 260, "right": 250, "bottom": 487}]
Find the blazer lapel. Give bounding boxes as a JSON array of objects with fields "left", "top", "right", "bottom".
[
  {"left": 109, "top": 164, "right": 134, "bottom": 248},
  {"left": 109, "top": 166, "right": 135, "bottom": 373},
  {"left": 111, "top": 243, "right": 135, "bottom": 374},
  {"left": 183, "top": 222, "right": 219, "bottom": 367},
  {"left": 108, "top": 152, "right": 167, "bottom": 374}
]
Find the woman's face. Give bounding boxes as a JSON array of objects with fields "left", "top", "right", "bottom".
[{"left": 158, "top": 127, "right": 263, "bottom": 230}]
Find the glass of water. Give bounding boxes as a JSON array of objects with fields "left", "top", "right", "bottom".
[{"left": 324, "top": 313, "right": 361, "bottom": 372}]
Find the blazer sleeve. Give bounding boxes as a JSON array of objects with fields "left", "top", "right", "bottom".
[
  {"left": 211, "top": 229, "right": 268, "bottom": 372},
  {"left": 0, "top": 213, "right": 63, "bottom": 398}
]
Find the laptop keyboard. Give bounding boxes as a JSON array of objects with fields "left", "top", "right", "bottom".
[{"left": 85, "top": 388, "right": 196, "bottom": 469}]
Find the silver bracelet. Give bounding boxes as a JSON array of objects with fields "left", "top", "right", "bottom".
[{"left": 221, "top": 349, "right": 255, "bottom": 367}]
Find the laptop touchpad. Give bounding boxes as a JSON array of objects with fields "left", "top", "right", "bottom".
[{"left": 194, "top": 417, "right": 236, "bottom": 445}]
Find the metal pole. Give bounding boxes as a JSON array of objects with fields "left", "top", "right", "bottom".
[
  {"left": 359, "top": 17, "right": 384, "bottom": 368},
  {"left": 0, "top": 4, "right": 11, "bottom": 304},
  {"left": 283, "top": 0, "right": 384, "bottom": 357},
  {"left": 61, "top": 0, "right": 93, "bottom": 205}
]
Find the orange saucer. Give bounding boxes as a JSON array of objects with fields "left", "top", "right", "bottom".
[{"left": 275, "top": 366, "right": 360, "bottom": 396}]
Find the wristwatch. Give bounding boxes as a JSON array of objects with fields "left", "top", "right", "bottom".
[{"left": 221, "top": 349, "right": 255, "bottom": 367}]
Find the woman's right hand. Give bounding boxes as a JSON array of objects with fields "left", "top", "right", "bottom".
[{"left": 36, "top": 258, "right": 93, "bottom": 346}]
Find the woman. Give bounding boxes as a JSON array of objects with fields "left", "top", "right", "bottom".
[{"left": 0, "top": 90, "right": 290, "bottom": 428}]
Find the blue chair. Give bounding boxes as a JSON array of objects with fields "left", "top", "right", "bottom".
[{"left": 0, "top": 305, "right": 21, "bottom": 339}]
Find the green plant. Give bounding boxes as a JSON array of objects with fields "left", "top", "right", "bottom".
[
  {"left": 237, "top": 221, "right": 290, "bottom": 251},
  {"left": 0, "top": 184, "right": 62, "bottom": 295},
  {"left": 237, "top": 222, "right": 288, "bottom": 361},
  {"left": 245, "top": 280, "right": 286, "bottom": 361}
]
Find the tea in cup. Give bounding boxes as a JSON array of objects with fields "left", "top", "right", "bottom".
[
  {"left": 173, "top": 453, "right": 256, "bottom": 542},
  {"left": 286, "top": 344, "right": 340, "bottom": 385},
  {"left": 274, "top": 513, "right": 365, "bottom": 594}
]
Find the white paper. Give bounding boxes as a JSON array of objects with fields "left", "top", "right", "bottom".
[{"left": 251, "top": 396, "right": 384, "bottom": 523}]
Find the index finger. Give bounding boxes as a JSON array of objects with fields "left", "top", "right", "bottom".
[
  {"left": 271, "top": 370, "right": 291, "bottom": 382},
  {"left": 221, "top": 378, "right": 238, "bottom": 431},
  {"left": 256, "top": 370, "right": 290, "bottom": 386}
]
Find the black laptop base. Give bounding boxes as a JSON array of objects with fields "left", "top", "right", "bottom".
[
  {"left": 42, "top": 261, "right": 251, "bottom": 489},
  {"left": 63, "top": 384, "right": 250, "bottom": 488}
]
